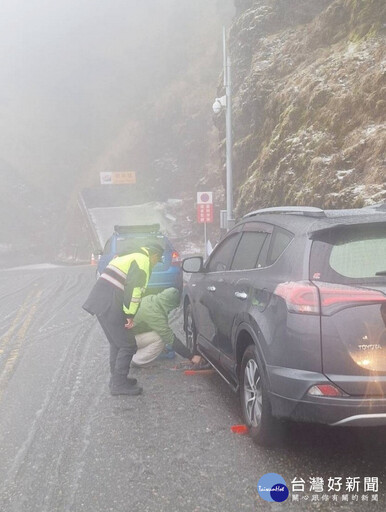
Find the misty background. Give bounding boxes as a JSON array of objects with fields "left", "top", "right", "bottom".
[
  {"left": 0, "top": 0, "right": 234, "bottom": 261},
  {"left": 2, "top": 0, "right": 384, "bottom": 263}
]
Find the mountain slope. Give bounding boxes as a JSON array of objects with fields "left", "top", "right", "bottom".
[{"left": 220, "top": 0, "right": 386, "bottom": 215}]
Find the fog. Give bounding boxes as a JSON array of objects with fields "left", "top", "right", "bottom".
[
  {"left": 0, "top": 0, "right": 189, "bottom": 191},
  {"left": 0, "top": 0, "right": 234, "bottom": 259}
]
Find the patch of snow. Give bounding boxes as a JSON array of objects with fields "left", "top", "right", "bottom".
[
  {"left": 336, "top": 169, "right": 354, "bottom": 180},
  {"left": 2, "top": 263, "right": 61, "bottom": 271},
  {"left": 364, "top": 187, "right": 386, "bottom": 203},
  {"left": 345, "top": 43, "right": 357, "bottom": 56},
  {"left": 353, "top": 185, "right": 367, "bottom": 195},
  {"left": 167, "top": 199, "right": 183, "bottom": 206},
  {"left": 363, "top": 124, "right": 385, "bottom": 137}
]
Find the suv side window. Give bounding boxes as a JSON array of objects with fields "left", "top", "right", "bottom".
[
  {"left": 266, "top": 227, "right": 293, "bottom": 266},
  {"left": 206, "top": 233, "right": 241, "bottom": 272},
  {"left": 230, "top": 231, "right": 267, "bottom": 270}
]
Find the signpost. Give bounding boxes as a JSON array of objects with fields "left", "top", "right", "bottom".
[
  {"left": 197, "top": 192, "right": 213, "bottom": 259},
  {"left": 100, "top": 172, "right": 136, "bottom": 185}
]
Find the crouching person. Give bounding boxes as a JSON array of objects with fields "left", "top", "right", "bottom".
[{"left": 131, "top": 288, "right": 206, "bottom": 368}]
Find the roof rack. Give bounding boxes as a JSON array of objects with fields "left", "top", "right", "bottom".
[
  {"left": 114, "top": 224, "right": 161, "bottom": 234},
  {"left": 243, "top": 206, "right": 326, "bottom": 219}
]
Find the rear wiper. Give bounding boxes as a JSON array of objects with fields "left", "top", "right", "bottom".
[{"left": 375, "top": 271, "right": 386, "bottom": 276}]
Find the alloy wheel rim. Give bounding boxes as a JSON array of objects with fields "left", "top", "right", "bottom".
[
  {"left": 186, "top": 312, "right": 194, "bottom": 351},
  {"left": 244, "top": 359, "right": 263, "bottom": 427}
]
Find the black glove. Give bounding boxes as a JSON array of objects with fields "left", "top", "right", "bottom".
[{"left": 172, "top": 335, "right": 192, "bottom": 360}]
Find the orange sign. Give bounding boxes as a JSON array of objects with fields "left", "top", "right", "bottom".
[{"left": 100, "top": 172, "right": 136, "bottom": 185}]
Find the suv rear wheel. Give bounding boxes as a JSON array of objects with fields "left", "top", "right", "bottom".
[{"left": 240, "top": 345, "right": 283, "bottom": 446}]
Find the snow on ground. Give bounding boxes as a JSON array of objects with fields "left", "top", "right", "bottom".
[{"left": 1, "top": 263, "right": 62, "bottom": 271}]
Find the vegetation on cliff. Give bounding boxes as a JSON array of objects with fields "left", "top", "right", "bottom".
[{"left": 221, "top": 0, "right": 386, "bottom": 216}]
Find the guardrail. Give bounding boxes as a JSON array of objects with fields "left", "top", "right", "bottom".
[{"left": 77, "top": 192, "right": 101, "bottom": 253}]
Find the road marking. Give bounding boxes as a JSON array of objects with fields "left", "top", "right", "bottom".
[
  {"left": 0, "top": 289, "right": 43, "bottom": 401},
  {"left": 0, "top": 289, "right": 37, "bottom": 355}
]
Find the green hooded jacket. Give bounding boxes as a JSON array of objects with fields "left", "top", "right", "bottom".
[{"left": 132, "top": 287, "right": 180, "bottom": 344}]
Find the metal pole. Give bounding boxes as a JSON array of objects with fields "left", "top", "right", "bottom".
[
  {"left": 204, "top": 222, "right": 208, "bottom": 260},
  {"left": 223, "top": 28, "right": 234, "bottom": 230},
  {"left": 223, "top": 27, "right": 227, "bottom": 88}
]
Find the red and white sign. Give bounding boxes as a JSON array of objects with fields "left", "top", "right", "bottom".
[
  {"left": 197, "top": 191, "right": 213, "bottom": 223},
  {"left": 197, "top": 192, "right": 213, "bottom": 204}
]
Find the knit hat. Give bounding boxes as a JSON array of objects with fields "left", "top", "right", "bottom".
[{"left": 145, "top": 242, "right": 164, "bottom": 257}]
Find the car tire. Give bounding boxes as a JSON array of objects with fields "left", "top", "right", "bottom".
[
  {"left": 184, "top": 303, "right": 197, "bottom": 354},
  {"left": 240, "top": 345, "right": 284, "bottom": 446}
]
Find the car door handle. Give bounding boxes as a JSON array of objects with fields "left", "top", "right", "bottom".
[
  {"left": 235, "top": 291, "right": 248, "bottom": 300},
  {"left": 207, "top": 286, "right": 216, "bottom": 292}
]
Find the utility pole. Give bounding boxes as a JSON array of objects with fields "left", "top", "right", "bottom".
[
  {"left": 223, "top": 27, "right": 234, "bottom": 230},
  {"left": 213, "top": 29, "right": 234, "bottom": 231}
]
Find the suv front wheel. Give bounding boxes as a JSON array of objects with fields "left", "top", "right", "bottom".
[
  {"left": 240, "top": 345, "right": 283, "bottom": 446},
  {"left": 184, "top": 303, "right": 197, "bottom": 354}
]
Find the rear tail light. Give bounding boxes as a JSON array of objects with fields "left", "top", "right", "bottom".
[
  {"left": 171, "top": 251, "right": 181, "bottom": 264},
  {"left": 308, "top": 384, "right": 343, "bottom": 397},
  {"left": 274, "top": 281, "right": 320, "bottom": 314},
  {"left": 317, "top": 282, "right": 386, "bottom": 315},
  {"left": 275, "top": 281, "right": 386, "bottom": 315}
]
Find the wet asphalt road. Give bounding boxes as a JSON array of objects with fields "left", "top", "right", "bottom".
[{"left": 0, "top": 265, "right": 385, "bottom": 512}]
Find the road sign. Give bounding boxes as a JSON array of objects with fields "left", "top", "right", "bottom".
[
  {"left": 197, "top": 191, "right": 213, "bottom": 259},
  {"left": 197, "top": 191, "right": 213, "bottom": 224},
  {"left": 100, "top": 172, "right": 136, "bottom": 185},
  {"left": 197, "top": 191, "right": 213, "bottom": 204},
  {"left": 197, "top": 203, "right": 213, "bottom": 223}
]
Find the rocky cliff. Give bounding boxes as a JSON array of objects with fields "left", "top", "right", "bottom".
[{"left": 217, "top": 0, "right": 386, "bottom": 217}]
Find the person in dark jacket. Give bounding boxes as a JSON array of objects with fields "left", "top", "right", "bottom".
[
  {"left": 131, "top": 287, "right": 209, "bottom": 368},
  {"left": 82, "top": 243, "right": 164, "bottom": 396}
]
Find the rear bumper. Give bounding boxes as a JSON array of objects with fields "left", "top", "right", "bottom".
[
  {"left": 267, "top": 365, "right": 386, "bottom": 426},
  {"left": 270, "top": 392, "right": 386, "bottom": 426},
  {"left": 148, "top": 270, "right": 182, "bottom": 291}
]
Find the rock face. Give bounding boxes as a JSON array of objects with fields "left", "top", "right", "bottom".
[{"left": 219, "top": 0, "right": 386, "bottom": 216}]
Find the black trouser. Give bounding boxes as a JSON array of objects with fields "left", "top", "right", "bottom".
[{"left": 97, "top": 307, "right": 137, "bottom": 377}]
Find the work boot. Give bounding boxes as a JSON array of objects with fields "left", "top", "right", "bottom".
[
  {"left": 110, "top": 374, "right": 143, "bottom": 396},
  {"left": 109, "top": 375, "right": 137, "bottom": 389}
]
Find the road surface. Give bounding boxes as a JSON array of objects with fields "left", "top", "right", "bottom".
[{"left": 0, "top": 265, "right": 385, "bottom": 511}]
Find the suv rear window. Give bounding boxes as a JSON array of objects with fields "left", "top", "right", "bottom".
[{"left": 310, "top": 224, "right": 386, "bottom": 284}]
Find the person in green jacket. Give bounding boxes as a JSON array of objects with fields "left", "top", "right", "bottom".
[{"left": 130, "top": 287, "right": 207, "bottom": 368}]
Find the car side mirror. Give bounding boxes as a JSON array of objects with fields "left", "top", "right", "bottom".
[{"left": 182, "top": 256, "right": 204, "bottom": 273}]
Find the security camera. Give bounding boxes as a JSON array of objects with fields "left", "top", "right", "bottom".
[
  {"left": 212, "top": 99, "right": 222, "bottom": 114},
  {"left": 212, "top": 96, "right": 226, "bottom": 114}
]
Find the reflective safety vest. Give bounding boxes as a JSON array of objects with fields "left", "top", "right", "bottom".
[{"left": 100, "top": 249, "right": 151, "bottom": 316}]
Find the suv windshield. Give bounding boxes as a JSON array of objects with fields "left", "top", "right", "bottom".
[{"left": 310, "top": 223, "right": 386, "bottom": 285}]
